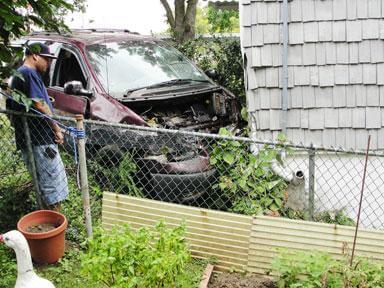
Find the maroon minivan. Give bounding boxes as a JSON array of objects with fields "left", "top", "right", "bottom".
[{"left": 19, "top": 29, "right": 239, "bottom": 203}]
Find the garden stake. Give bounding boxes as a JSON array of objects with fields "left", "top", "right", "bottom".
[{"left": 350, "top": 135, "right": 371, "bottom": 267}]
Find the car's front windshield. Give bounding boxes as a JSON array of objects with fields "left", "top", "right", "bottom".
[{"left": 86, "top": 40, "right": 210, "bottom": 98}]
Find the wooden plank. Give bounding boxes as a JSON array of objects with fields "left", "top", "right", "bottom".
[{"left": 199, "top": 264, "right": 214, "bottom": 288}]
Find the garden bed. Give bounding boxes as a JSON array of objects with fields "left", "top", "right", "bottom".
[{"left": 208, "top": 273, "right": 275, "bottom": 288}]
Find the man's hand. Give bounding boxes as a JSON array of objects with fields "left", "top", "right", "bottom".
[{"left": 54, "top": 130, "right": 64, "bottom": 145}]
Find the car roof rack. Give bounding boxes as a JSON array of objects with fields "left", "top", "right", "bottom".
[{"left": 30, "top": 28, "right": 140, "bottom": 36}]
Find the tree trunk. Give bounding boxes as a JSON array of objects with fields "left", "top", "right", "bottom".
[{"left": 160, "top": 0, "right": 198, "bottom": 43}]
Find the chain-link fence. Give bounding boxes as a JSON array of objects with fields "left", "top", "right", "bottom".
[{"left": 1, "top": 108, "right": 383, "bottom": 231}]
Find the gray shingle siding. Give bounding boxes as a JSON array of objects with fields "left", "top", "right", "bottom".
[{"left": 242, "top": 0, "right": 384, "bottom": 150}]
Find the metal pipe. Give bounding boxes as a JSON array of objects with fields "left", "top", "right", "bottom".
[
  {"left": 308, "top": 145, "right": 315, "bottom": 220},
  {"left": 350, "top": 135, "right": 371, "bottom": 266},
  {"left": 281, "top": 0, "right": 289, "bottom": 135}
]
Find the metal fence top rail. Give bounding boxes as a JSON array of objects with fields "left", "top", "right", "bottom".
[{"left": 0, "top": 108, "right": 381, "bottom": 157}]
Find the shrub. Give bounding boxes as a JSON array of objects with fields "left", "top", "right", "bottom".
[
  {"left": 81, "top": 222, "right": 193, "bottom": 287},
  {"left": 272, "top": 250, "right": 384, "bottom": 288}
]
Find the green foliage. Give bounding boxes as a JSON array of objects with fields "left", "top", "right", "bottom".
[
  {"left": 81, "top": 222, "right": 194, "bottom": 288},
  {"left": 210, "top": 128, "right": 288, "bottom": 215},
  {"left": 272, "top": 250, "right": 384, "bottom": 288},
  {"left": 0, "top": 245, "right": 18, "bottom": 287},
  {"left": 206, "top": 6, "right": 239, "bottom": 33},
  {"left": 174, "top": 35, "right": 245, "bottom": 102}
]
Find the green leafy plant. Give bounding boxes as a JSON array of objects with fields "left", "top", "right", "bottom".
[
  {"left": 81, "top": 222, "right": 194, "bottom": 287},
  {"left": 210, "top": 128, "right": 288, "bottom": 215},
  {"left": 272, "top": 250, "right": 384, "bottom": 288}
]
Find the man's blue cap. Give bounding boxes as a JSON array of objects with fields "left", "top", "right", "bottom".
[{"left": 25, "top": 42, "right": 57, "bottom": 59}]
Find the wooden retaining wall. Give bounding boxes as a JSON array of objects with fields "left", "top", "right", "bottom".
[{"left": 102, "top": 192, "right": 384, "bottom": 273}]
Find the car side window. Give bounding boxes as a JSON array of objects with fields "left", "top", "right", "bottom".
[{"left": 52, "top": 48, "right": 87, "bottom": 89}]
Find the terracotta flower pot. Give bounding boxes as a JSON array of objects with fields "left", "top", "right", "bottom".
[{"left": 17, "top": 210, "right": 68, "bottom": 264}]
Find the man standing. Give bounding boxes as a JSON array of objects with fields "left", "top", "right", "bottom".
[{"left": 6, "top": 42, "right": 69, "bottom": 212}]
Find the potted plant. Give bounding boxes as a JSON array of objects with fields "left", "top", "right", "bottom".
[{"left": 17, "top": 210, "right": 67, "bottom": 264}]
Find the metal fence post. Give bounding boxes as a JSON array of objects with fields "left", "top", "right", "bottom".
[
  {"left": 308, "top": 144, "right": 315, "bottom": 220},
  {"left": 75, "top": 114, "right": 93, "bottom": 238},
  {"left": 22, "top": 116, "right": 43, "bottom": 209}
]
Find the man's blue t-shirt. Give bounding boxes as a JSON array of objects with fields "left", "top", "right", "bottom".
[{"left": 7, "top": 66, "right": 55, "bottom": 150}]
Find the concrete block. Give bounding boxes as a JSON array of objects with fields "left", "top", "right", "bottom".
[
  {"left": 259, "top": 110, "right": 270, "bottom": 130},
  {"left": 264, "top": 24, "right": 280, "bottom": 44},
  {"left": 356, "top": 0, "right": 368, "bottom": 19},
  {"left": 251, "top": 2, "right": 258, "bottom": 25},
  {"left": 345, "top": 129, "right": 356, "bottom": 150},
  {"left": 259, "top": 88, "right": 270, "bottom": 109},
  {"left": 362, "top": 20, "right": 380, "bottom": 39},
  {"left": 366, "top": 85, "right": 380, "bottom": 106},
  {"left": 368, "top": 0, "right": 381, "bottom": 18},
  {"left": 243, "top": 3, "right": 252, "bottom": 26},
  {"left": 290, "top": 87, "right": 303, "bottom": 108},
  {"left": 261, "top": 45, "right": 273, "bottom": 66},
  {"left": 256, "top": 2, "right": 268, "bottom": 24},
  {"left": 346, "top": 20, "right": 362, "bottom": 42},
  {"left": 289, "top": 22, "right": 304, "bottom": 44},
  {"left": 333, "top": 85, "right": 347, "bottom": 107},
  {"left": 324, "top": 109, "right": 339, "bottom": 128},
  {"left": 352, "top": 108, "right": 366, "bottom": 128},
  {"left": 255, "top": 68, "right": 266, "bottom": 87},
  {"left": 366, "top": 107, "right": 381, "bottom": 128},
  {"left": 316, "top": 87, "right": 333, "bottom": 107},
  {"left": 269, "top": 109, "right": 282, "bottom": 130},
  {"left": 347, "top": 0, "right": 357, "bottom": 20},
  {"left": 315, "top": 0, "right": 333, "bottom": 21},
  {"left": 301, "top": 109, "right": 309, "bottom": 128},
  {"left": 319, "top": 22, "right": 333, "bottom": 42},
  {"left": 309, "top": 109, "right": 325, "bottom": 130},
  {"left": 333, "top": 0, "right": 347, "bottom": 20},
  {"left": 267, "top": 2, "right": 281, "bottom": 24},
  {"left": 378, "top": 63, "right": 384, "bottom": 85},
  {"left": 287, "top": 109, "right": 301, "bottom": 128},
  {"left": 288, "top": 44, "right": 302, "bottom": 65},
  {"left": 336, "top": 43, "right": 349, "bottom": 64},
  {"left": 319, "top": 66, "right": 335, "bottom": 87},
  {"left": 325, "top": 42, "right": 336, "bottom": 65},
  {"left": 339, "top": 108, "right": 352, "bottom": 127},
  {"left": 316, "top": 43, "right": 326, "bottom": 65},
  {"left": 335, "top": 65, "right": 349, "bottom": 85},
  {"left": 302, "top": 0, "right": 315, "bottom": 22},
  {"left": 355, "top": 85, "right": 367, "bottom": 106},
  {"left": 293, "top": 66, "right": 310, "bottom": 86},
  {"left": 346, "top": 85, "right": 357, "bottom": 107},
  {"left": 266, "top": 67, "right": 280, "bottom": 87},
  {"left": 271, "top": 44, "right": 282, "bottom": 67},
  {"left": 323, "top": 129, "right": 336, "bottom": 147},
  {"left": 370, "top": 40, "right": 384, "bottom": 63},
  {"left": 333, "top": 21, "right": 346, "bottom": 42},
  {"left": 310, "top": 66, "right": 319, "bottom": 86},
  {"left": 243, "top": 27, "right": 252, "bottom": 47},
  {"left": 289, "top": 0, "right": 302, "bottom": 22},
  {"left": 358, "top": 41, "right": 371, "bottom": 63},
  {"left": 304, "top": 22, "right": 318, "bottom": 42},
  {"left": 302, "top": 87, "right": 315, "bottom": 108},
  {"left": 251, "top": 47, "right": 262, "bottom": 67},
  {"left": 363, "top": 64, "right": 377, "bottom": 85},
  {"left": 349, "top": 65, "right": 363, "bottom": 84},
  {"left": 349, "top": 43, "right": 359, "bottom": 64},
  {"left": 270, "top": 88, "right": 281, "bottom": 109},
  {"left": 302, "top": 44, "right": 316, "bottom": 65},
  {"left": 252, "top": 25, "right": 264, "bottom": 46},
  {"left": 335, "top": 128, "right": 346, "bottom": 148}
]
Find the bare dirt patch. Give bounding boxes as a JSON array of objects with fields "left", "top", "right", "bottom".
[
  {"left": 208, "top": 272, "right": 276, "bottom": 288},
  {"left": 26, "top": 223, "right": 58, "bottom": 233}
]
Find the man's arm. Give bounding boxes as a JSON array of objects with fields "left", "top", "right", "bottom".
[{"left": 33, "top": 100, "right": 64, "bottom": 145}]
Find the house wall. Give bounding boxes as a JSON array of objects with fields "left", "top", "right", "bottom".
[{"left": 240, "top": 0, "right": 384, "bottom": 150}]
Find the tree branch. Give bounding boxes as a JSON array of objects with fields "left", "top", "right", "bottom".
[{"left": 160, "top": 0, "right": 175, "bottom": 28}]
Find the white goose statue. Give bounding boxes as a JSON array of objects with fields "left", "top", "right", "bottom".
[{"left": 0, "top": 230, "right": 55, "bottom": 288}]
